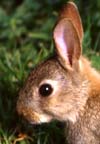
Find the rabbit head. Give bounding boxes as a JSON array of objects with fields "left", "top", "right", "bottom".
[{"left": 17, "top": 2, "right": 89, "bottom": 124}]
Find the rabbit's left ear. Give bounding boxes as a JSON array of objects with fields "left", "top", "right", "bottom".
[
  {"left": 53, "top": 2, "right": 83, "bottom": 70},
  {"left": 59, "top": 2, "right": 83, "bottom": 43}
]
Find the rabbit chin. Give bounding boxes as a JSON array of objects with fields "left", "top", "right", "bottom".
[{"left": 29, "top": 113, "right": 53, "bottom": 125}]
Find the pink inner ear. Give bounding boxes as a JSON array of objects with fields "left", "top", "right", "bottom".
[
  {"left": 53, "top": 19, "right": 81, "bottom": 67},
  {"left": 56, "top": 31, "right": 68, "bottom": 57},
  {"left": 54, "top": 21, "right": 70, "bottom": 65}
]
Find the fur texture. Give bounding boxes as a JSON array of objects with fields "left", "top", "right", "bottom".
[{"left": 17, "top": 2, "right": 100, "bottom": 144}]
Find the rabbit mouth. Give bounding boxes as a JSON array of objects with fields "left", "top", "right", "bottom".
[
  {"left": 23, "top": 111, "right": 52, "bottom": 124},
  {"left": 17, "top": 103, "right": 52, "bottom": 124}
]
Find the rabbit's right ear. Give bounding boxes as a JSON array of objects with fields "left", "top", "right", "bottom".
[{"left": 53, "top": 2, "right": 83, "bottom": 70}]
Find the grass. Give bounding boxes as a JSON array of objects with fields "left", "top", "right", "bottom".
[{"left": 0, "top": 0, "right": 100, "bottom": 144}]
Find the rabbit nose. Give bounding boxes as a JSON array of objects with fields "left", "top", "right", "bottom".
[{"left": 16, "top": 100, "right": 40, "bottom": 123}]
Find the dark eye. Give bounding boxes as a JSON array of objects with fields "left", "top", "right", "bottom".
[{"left": 39, "top": 83, "right": 53, "bottom": 97}]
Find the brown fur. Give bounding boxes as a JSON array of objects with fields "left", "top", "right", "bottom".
[{"left": 17, "top": 2, "right": 100, "bottom": 144}]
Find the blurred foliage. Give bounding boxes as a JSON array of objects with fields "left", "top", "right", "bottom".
[{"left": 0, "top": 0, "right": 100, "bottom": 144}]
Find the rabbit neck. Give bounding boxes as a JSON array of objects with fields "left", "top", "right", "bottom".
[{"left": 79, "top": 56, "right": 100, "bottom": 97}]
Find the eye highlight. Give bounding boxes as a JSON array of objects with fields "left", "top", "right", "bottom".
[{"left": 39, "top": 83, "right": 53, "bottom": 97}]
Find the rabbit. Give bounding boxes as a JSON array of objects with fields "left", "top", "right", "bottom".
[{"left": 17, "top": 2, "right": 100, "bottom": 144}]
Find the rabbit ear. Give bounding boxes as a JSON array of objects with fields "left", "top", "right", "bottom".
[
  {"left": 53, "top": 19, "right": 81, "bottom": 70},
  {"left": 53, "top": 2, "right": 83, "bottom": 70},
  {"left": 59, "top": 2, "right": 83, "bottom": 43}
]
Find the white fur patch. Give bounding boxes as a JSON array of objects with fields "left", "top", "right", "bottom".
[
  {"left": 39, "top": 114, "right": 52, "bottom": 123},
  {"left": 79, "top": 59, "right": 83, "bottom": 71},
  {"left": 67, "top": 111, "right": 79, "bottom": 123}
]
